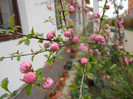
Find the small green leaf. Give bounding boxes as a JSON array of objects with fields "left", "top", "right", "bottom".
[
  {"left": 13, "top": 90, "right": 18, "bottom": 95},
  {"left": 27, "top": 34, "right": 33, "bottom": 39},
  {"left": 31, "top": 55, "right": 35, "bottom": 62},
  {"left": 31, "top": 49, "right": 34, "bottom": 53},
  {"left": 25, "top": 84, "right": 32, "bottom": 95},
  {"left": 0, "top": 57, "right": 4, "bottom": 62},
  {"left": 1, "top": 78, "right": 9, "bottom": 92},
  {"left": 0, "top": 93, "right": 9, "bottom": 99},
  {"left": 56, "top": 14, "right": 62, "bottom": 18},
  {"left": 47, "top": 60, "right": 53, "bottom": 66},
  {"left": 17, "top": 56, "right": 20, "bottom": 61},
  {"left": 24, "top": 39, "right": 30, "bottom": 46},
  {"left": 86, "top": 63, "right": 91, "bottom": 72},
  {"left": 44, "top": 55, "right": 48, "bottom": 58},
  {"left": 17, "top": 39, "right": 26, "bottom": 45},
  {"left": 69, "top": 84, "right": 78, "bottom": 90},
  {"left": 35, "top": 68, "right": 43, "bottom": 74},
  {"left": 86, "top": 73, "right": 94, "bottom": 79},
  {"left": 6, "top": 30, "right": 12, "bottom": 35},
  {"left": 38, "top": 39, "right": 43, "bottom": 43},
  {"left": 84, "top": 94, "right": 91, "bottom": 99},
  {"left": 31, "top": 27, "right": 35, "bottom": 35},
  {"left": 36, "top": 75, "right": 43, "bottom": 81},
  {"left": 9, "top": 14, "right": 15, "bottom": 30},
  {"left": 56, "top": 55, "right": 63, "bottom": 59},
  {"left": 0, "top": 29, "right": 4, "bottom": 33},
  {"left": 83, "top": 84, "right": 88, "bottom": 88}
]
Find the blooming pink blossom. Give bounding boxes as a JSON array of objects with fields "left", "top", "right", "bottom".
[
  {"left": 23, "top": 72, "right": 36, "bottom": 84},
  {"left": 93, "top": 13, "right": 99, "bottom": 18},
  {"left": 72, "top": 36, "right": 79, "bottom": 43},
  {"left": 42, "top": 78, "right": 54, "bottom": 90},
  {"left": 80, "top": 43, "right": 88, "bottom": 53},
  {"left": 20, "top": 61, "right": 32, "bottom": 74},
  {"left": 81, "top": 57, "right": 88, "bottom": 64},
  {"left": 64, "top": 31, "right": 72, "bottom": 37},
  {"left": 46, "top": 32, "right": 54, "bottom": 40},
  {"left": 50, "top": 42, "right": 59, "bottom": 51},
  {"left": 47, "top": 5, "right": 52, "bottom": 10},
  {"left": 70, "top": 5, "right": 75, "bottom": 14},
  {"left": 65, "top": 49, "right": 71, "bottom": 54},
  {"left": 118, "top": 46, "right": 123, "bottom": 50},
  {"left": 44, "top": 61, "right": 52, "bottom": 69},
  {"left": 95, "top": 49, "right": 99, "bottom": 54},
  {"left": 124, "top": 58, "right": 129, "bottom": 65},
  {"left": 107, "top": 75, "right": 110, "bottom": 79}
]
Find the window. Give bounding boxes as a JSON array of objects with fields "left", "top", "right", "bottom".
[{"left": 0, "top": 0, "right": 21, "bottom": 42}]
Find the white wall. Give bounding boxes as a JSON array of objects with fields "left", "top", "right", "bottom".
[{"left": 0, "top": 0, "right": 63, "bottom": 96}]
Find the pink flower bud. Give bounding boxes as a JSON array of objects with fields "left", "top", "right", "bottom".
[
  {"left": 89, "top": 34, "right": 96, "bottom": 40},
  {"left": 95, "top": 35, "right": 103, "bottom": 42},
  {"left": 95, "top": 49, "right": 99, "bottom": 54},
  {"left": 81, "top": 57, "right": 88, "bottom": 64},
  {"left": 64, "top": 31, "right": 72, "bottom": 37},
  {"left": 43, "top": 43, "right": 49, "bottom": 48},
  {"left": 106, "top": 5, "right": 110, "bottom": 9},
  {"left": 23, "top": 72, "right": 36, "bottom": 84},
  {"left": 112, "top": 82, "right": 116, "bottom": 85},
  {"left": 65, "top": 49, "right": 71, "bottom": 54},
  {"left": 44, "top": 61, "right": 52, "bottom": 69},
  {"left": 129, "top": 58, "right": 133, "bottom": 64},
  {"left": 42, "top": 78, "right": 54, "bottom": 90},
  {"left": 70, "top": 5, "right": 75, "bottom": 14},
  {"left": 47, "top": 5, "right": 52, "bottom": 10},
  {"left": 50, "top": 42, "right": 59, "bottom": 51},
  {"left": 72, "top": 36, "right": 79, "bottom": 43},
  {"left": 46, "top": 32, "right": 54, "bottom": 40},
  {"left": 118, "top": 46, "right": 123, "bottom": 50},
  {"left": 89, "top": 49, "right": 93, "bottom": 54},
  {"left": 93, "top": 13, "right": 99, "bottom": 18},
  {"left": 107, "top": 75, "right": 110, "bottom": 79},
  {"left": 20, "top": 61, "right": 32, "bottom": 74}
]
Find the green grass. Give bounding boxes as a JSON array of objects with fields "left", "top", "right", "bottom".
[{"left": 125, "top": 27, "right": 133, "bottom": 32}]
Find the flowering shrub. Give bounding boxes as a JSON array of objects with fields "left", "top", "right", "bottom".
[{"left": 0, "top": 0, "right": 133, "bottom": 99}]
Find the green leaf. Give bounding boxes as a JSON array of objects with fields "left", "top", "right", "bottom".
[
  {"left": 38, "top": 39, "right": 43, "bottom": 43},
  {"left": 73, "top": 64, "right": 80, "bottom": 70},
  {"left": 84, "top": 94, "right": 91, "bottom": 99},
  {"left": 69, "top": 84, "right": 78, "bottom": 90},
  {"left": 86, "top": 73, "right": 94, "bottom": 79},
  {"left": 1, "top": 78, "right": 9, "bottom": 92},
  {"left": 0, "top": 29, "right": 4, "bottom": 33},
  {"left": 44, "top": 55, "right": 48, "bottom": 58},
  {"left": 17, "top": 56, "right": 21, "bottom": 61},
  {"left": 35, "top": 68, "right": 43, "bottom": 74},
  {"left": 56, "top": 14, "right": 62, "bottom": 18},
  {"left": 47, "top": 60, "right": 53, "bottom": 66},
  {"left": 27, "top": 34, "right": 33, "bottom": 39},
  {"left": 31, "top": 49, "right": 34, "bottom": 53},
  {"left": 86, "top": 63, "right": 91, "bottom": 72},
  {"left": 25, "top": 84, "right": 32, "bottom": 95},
  {"left": 56, "top": 55, "right": 63, "bottom": 59},
  {"left": 6, "top": 30, "right": 12, "bottom": 35},
  {"left": 0, "top": 57, "right": 4, "bottom": 62},
  {"left": 24, "top": 39, "right": 30, "bottom": 46},
  {"left": 31, "top": 27, "right": 35, "bottom": 35},
  {"left": 0, "top": 93, "right": 9, "bottom": 99},
  {"left": 31, "top": 55, "right": 35, "bottom": 62},
  {"left": 36, "top": 75, "right": 43, "bottom": 81},
  {"left": 83, "top": 84, "right": 88, "bottom": 88},
  {"left": 13, "top": 90, "right": 18, "bottom": 96},
  {"left": 17, "top": 39, "right": 26, "bottom": 45},
  {"left": 9, "top": 14, "right": 15, "bottom": 30}
]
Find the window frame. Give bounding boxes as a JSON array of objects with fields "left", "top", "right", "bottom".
[{"left": 0, "top": 0, "right": 22, "bottom": 42}]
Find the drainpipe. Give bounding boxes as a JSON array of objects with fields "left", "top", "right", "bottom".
[{"left": 82, "top": 0, "right": 86, "bottom": 36}]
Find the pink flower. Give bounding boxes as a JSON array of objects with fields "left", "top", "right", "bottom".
[
  {"left": 95, "top": 49, "right": 99, "bottom": 54},
  {"left": 47, "top": 5, "right": 52, "bottom": 10},
  {"left": 43, "top": 43, "right": 49, "bottom": 48},
  {"left": 106, "top": 5, "right": 110, "bottom": 9},
  {"left": 20, "top": 61, "right": 32, "bottom": 74},
  {"left": 119, "top": 67, "right": 122, "bottom": 71},
  {"left": 69, "top": 29, "right": 74, "bottom": 33},
  {"left": 106, "top": 24, "right": 110, "bottom": 29},
  {"left": 64, "top": 38, "right": 69, "bottom": 42},
  {"left": 95, "top": 35, "right": 103, "bottom": 41},
  {"left": 42, "top": 78, "right": 54, "bottom": 90},
  {"left": 70, "top": 5, "right": 75, "bottom": 14},
  {"left": 50, "top": 42, "right": 59, "bottom": 51},
  {"left": 23, "top": 72, "right": 36, "bottom": 84},
  {"left": 81, "top": 57, "right": 88, "bottom": 64},
  {"left": 107, "top": 75, "right": 110, "bottom": 79},
  {"left": 46, "top": 32, "right": 54, "bottom": 40},
  {"left": 124, "top": 58, "right": 129, "bottom": 65},
  {"left": 65, "top": 49, "right": 71, "bottom": 54},
  {"left": 118, "top": 46, "right": 123, "bottom": 50},
  {"left": 89, "top": 34, "right": 96, "bottom": 40},
  {"left": 80, "top": 43, "right": 88, "bottom": 53},
  {"left": 89, "top": 49, "right": 93, "bottom": 54},
  {"left": 112, "top": 82, "right": 116, "bottom": 85},
  {"left": 128, "top": 58, "right": 133, "bottom": 64},
  {"left": 72, "top": 36, "right": 79, "bottom": 43},
  {"left": 93, "top": 13, "right": 99, "bottom": 18},
  {"left": 64, "top": 30, "right": 72, "bottom": 37}
]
